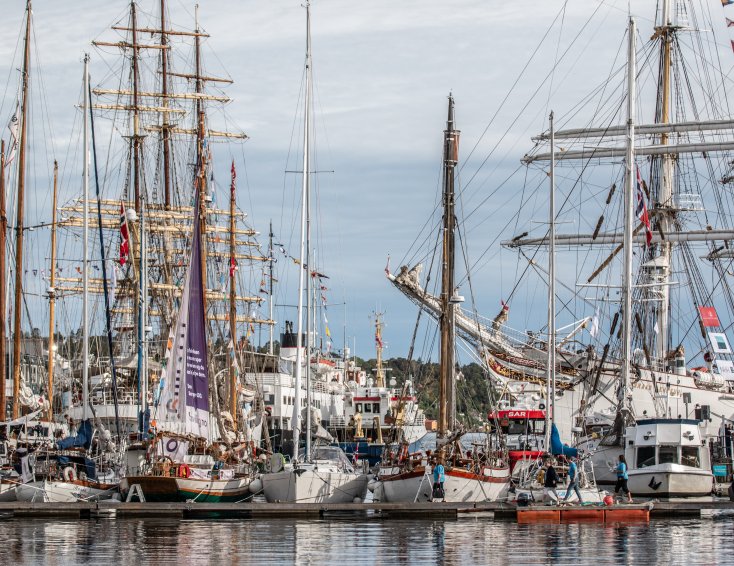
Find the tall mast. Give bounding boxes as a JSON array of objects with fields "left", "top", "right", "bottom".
[
  {"left": 545, "top": 111, "right": 556, "bottom": 446},
  {"left": 304, "top": 2, "right": 314, "bottom": 461},
  {"left": 82, "top": 54, "right": 90, "bottom": 421},
  {"left": 11, "top": 2, "right": 32, "bottom": 419},
  {"left": 439, "top": 94, "right": 459, "bottom": 438},
  {"left": 137, "top": 204, "right": 146, "bottom": 434},
  {"left": 0, "top": 141, "right": 6, "bottom": 420},
  {"left": 621, "top": 17, "right": 637, "bottom": 413},
  {"left": 229, "top": 161, "right": 238, "bottom": 430},
  {"left": 292, "top": 1, "right": 311, "bottom": 463},
  {"left": 131, "top": 1, "right": 142, "bottom": 214},
  {"left": 375, "top": 314, "right": 385, "bottom": 387},
  {"left": 268, "top": 221, "right": 274, "bottom": 356},
  {"left": 47, "top": 160, "right": 58, "bottom": 420},
  {"left": 160, "top": 0, "right": 172, "bottom": 210},
  {"left": 652, "top": 0, "right": 674, "bottom": 361}
]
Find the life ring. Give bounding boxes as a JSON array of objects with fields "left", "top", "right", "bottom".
[
  {"left": 398, "top": 444, "right": 409, "bottom": 463},
  {"left": 63, "top": 466, "right": 77, "bottom": 482},
  {"left": 178, "top": 464, "right": 191, "bottom": 479}
]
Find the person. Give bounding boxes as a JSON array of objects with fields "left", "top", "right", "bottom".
[
  {"left": 543, "top": 457, "right": 560, "bottom": 504},
  {"left": 432, "top": 457, "right": 446, "bottom": 500},
  {"left": 562, "top": 456, "right": 583, "bottom": 505},
  {"left": 615, "top": 454, "right": 633, "bottom": 503}
]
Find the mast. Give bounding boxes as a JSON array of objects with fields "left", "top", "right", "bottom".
[
  {"left": 375, "top": 314, "right": 385, "bottom": 387},
  {"left": 545, "top": 111, "right": 556, "bottom": 446},
  {"left": 137, "top": 204, "right": 146, "bottom": 434},
  {"left": 11, "top": 2, "right": 31, "bottom": 419},
  {"left": 652, "top": 0, "right": 674, "bottom": 361},
  {"left": 229, "top": 161, "right": 238, "bottom": 430},
  {"left": 82, "top": 54, "right": 90, "bottom": 421},
  {"left": 292, "top": 1, "right": 311, "bottom": 462},
  {"left": 268, "top": 221, "right": 274, "bottom": 356},
  {"left": 0, "top": 141, "right": 6, "bottom": 420},
  {"left": 160, "top": 0, "right": 172, "bottom": 210},
  {"left": 131, "top": 1, "right": 142, "bottom": 214},
  {"left": 47, "top": 161, "right": 58, "bottom": 420},
  {"left": 439, "top": 94, "right": 459, "bottom": 438},
  {"left": 621, "top": 17, "right": 637, "bottom": 413}
]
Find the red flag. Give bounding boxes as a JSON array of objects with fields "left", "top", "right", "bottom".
[
  {"left": 375, "top": 332, "right": 383, "bottom": 349},
  {"left": 229, "top": 256, "right": 238, "bottom": 277},
  {"left": 119, "top": 201, "right": 129, "bottom": 265},
  {"left": 699, "top": 306, "right": 721, "bottom": 327},
  {"left": 635, "top": 166, "right": 653, "bottom": 247}
]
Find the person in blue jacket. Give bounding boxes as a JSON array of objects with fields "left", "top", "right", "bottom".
[
  {"left": 562, "top": 456, "right": 583, "bottom": 504},
  {"left": 614, "top": 454, "right": 633, "bottom": 503}
]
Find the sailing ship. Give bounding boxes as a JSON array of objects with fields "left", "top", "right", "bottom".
[
  {"left": 388, "top": 1, "right": 734, "bottom": 491},
  {"left": 377, "top": 95, "right": 511, "bottom": 504},
  {"left": 260, "top": 2, "right": 369, "bottom": 504}
]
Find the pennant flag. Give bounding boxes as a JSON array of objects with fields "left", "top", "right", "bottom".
[
  {"left": 699, "top": 306, "right": 721, "bottom": 327},
  {"left": 635, "top": 165, "right": 653, "bottom": 247},
  {"left": 385, "top": 255, "right": 391, "bottom": 276},
  {"left": 119, "top": 201, "right": 130, "bottom": 265},
  {"left": 728, "top": 17, "right": 734, "bottom": 26},
  {"left": 6, "top": 100, "right": 19, "bottom": 166}
]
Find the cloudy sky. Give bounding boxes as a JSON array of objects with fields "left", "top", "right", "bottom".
[{"left": 1, "top": 1, "right": 733, "bottom": 361}]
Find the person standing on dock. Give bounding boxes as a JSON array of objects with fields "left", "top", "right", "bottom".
[
  {"left": 562, "top": 456, "right": 583, "bottom": 505},
  {"left": 614, "top": 454, "right": 633, "bottom": 503},
  {"left": 543, "top": 457, "right": 560, "bottom": 504},
  {"left": 432, "top": 457, "right": 445, "bottom": 500}
]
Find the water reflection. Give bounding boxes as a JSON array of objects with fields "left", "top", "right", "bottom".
[{"left": 0, "top": 514, "right": 732, "bottom": 565}]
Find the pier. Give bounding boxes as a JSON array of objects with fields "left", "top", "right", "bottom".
[{"left": 1, "top": 500, "right": 733, "bottom": 520}]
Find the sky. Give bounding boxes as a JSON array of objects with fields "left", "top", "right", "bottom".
[{"left": 1, "top": 1, "right": 733, "bottom": 361}]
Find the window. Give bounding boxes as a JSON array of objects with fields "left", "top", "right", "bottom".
[
  {"left": 637, "top": 446, "right": 656, "bottom": 468},
  {"left": 658, "top": 445, "right": 678, "bottom": 465},
  {"left": 681, "top": 446, "right": 700, "bottom": 468},
  {"left": 364, "top": 403, "right": 372, "bottom": 413},
  {"left": 283, "top": 396, "right": 288, "bottom": 406},
  {"left": 355, "top": 403, "right": 362, "bottom": 413},
  {"left": 373, "top": 403, "right": 380, "bottom": 414}
]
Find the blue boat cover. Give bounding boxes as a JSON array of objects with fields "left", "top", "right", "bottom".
[
  {"left": 56, "top": 419, "right": 93, "bottom": 451},
  {"left": 550, "top": 423, "right": 578, "bottom": 457}
]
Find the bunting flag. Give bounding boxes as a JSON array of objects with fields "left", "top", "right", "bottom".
[
  {"left": 635, "top": 165, "right": 653, "bottom": 247},
  {"left": 6, "top": 100, "right": 19, "bottom": 166},
  {"left": 119, "top": 201, "right": 130, "bottom": 265}
]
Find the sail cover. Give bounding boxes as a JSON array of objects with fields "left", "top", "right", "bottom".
[{"left": 156, "top": 194, "right": 210, "bottom": 440}]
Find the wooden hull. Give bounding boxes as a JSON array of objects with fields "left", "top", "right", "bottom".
[{"left": 122, "top": 475, "right": 253, "bottom": 503}]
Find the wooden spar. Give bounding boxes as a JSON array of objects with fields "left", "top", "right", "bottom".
[
  {"left": 229, "top": 161, "right": 237, "bottom": 429},
  {"left": 12, "top": 2, "right": 31, "bottom": 419},
  {"left": 439, "top": 95, "right": 458, "bottom": 439},
  {"left": 131, "top": 1, "right": 142, "bottom": 214},
  {"left": 111, "top": 26, "right": 210, "bottom": 38},
  {"left": 47, "top": 161, "right": 58, "bottom": 420},
  {"left": 166, "top": 71, "right": 232, "bottom": 84},
  {"left": 0, "top": 141, "right": 5, "bottom": 419},
  {"left": 160, "top": 0, "right": 172, "bottom": 211}
]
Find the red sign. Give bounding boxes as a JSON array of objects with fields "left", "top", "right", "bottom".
[
  {"left": 488, "top": 410, "right": 545, "bottom": 420},
  {"left": 699, "top": 306, "right": 721, "bottom": 328}
]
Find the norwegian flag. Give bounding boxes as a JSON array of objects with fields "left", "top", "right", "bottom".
[
  {"left": 635, "top": 166, "right": 652, "bottom": 247},
  {"left": 375, "top": 330, "right": 383, "bottom": 349},
  {"left": 229, "top": 256, "right": 238, "bottom": 277},
  {"left": 119, "top": 201, "right": 130, "bottom": 265}
]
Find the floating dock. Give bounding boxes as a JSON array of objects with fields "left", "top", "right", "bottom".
[{"left": 0, "top": 500, "right": 732, "bottom": 520}]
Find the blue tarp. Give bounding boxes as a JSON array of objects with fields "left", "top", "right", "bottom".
[
  {"left": 550, "top": 423, "right": 578, "bottom": 457},
  {"left": 56, "top": 419, "right": 93, "bottom": 451}
]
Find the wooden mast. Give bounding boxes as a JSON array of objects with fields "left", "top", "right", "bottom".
[
  {"left": 0, "top": 141, "right": 6, "bottom": 420},
  {"left": 438, "top": 94, "right": 458, "bottom": 439},
  {"left": 131, "top": 1, "right": 142, "bottom": 214},
  {"left": 47, "top": 161, "right": 58, "bottom": 420},
  {"left": 160, "top": 0, "right": 172, "bottom": 210},
  {"left": 12, "top": 1, "right": 32, "bottom": 419},
  {"left": 229, "top": 160, "right": 237, "bottom": 429}
]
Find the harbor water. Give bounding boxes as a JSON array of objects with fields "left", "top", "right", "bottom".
[{"left": 1, "top": 514, "right": 733, "bottom": 565}]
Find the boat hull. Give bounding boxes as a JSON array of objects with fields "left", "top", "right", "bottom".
[
  {"left": 261, "top": 470, "right": 369, "bottom": 503},
  {"left": 122, "top": 475, "right": 253, "bottom": 503},
  {"left": 627, "top": 465, "right": 713, "bottom": 498},
  {"left": 379, "top": 465, "right": 510, "bottom": 503},
  {"left": 15, "top": 479, "right": 118, "bottom": 502}
]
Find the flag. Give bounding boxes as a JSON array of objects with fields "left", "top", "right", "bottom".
[
  {"left": 6, "top": 100, "right": 19, "bottom": 166},
  {"left": 376, "top": 331, "right": 384, "bottom": 348},
  {"left": 229, "top": 256, "right": 238, "bottom": 277},
  {"left": 385, "top": 255, "right": 390, "bottom": 276},
  {"left": 727, "top": 17, "right": 734, "bottom": 26},
  {"left": 731, "top": 39, "right": 734, "bottom": 53},
  {"left": 119, "top": 201, "right": 130, "bottom": 265},
  {"left": 635, "top": 165, "right": 653, "bottom": 247},
  {"left": 589, "top": 309, "right": 599, "bottom": 338},
  {"left": 723, "top": 0, "right": 734, "bottom": 6},
  {"left": 699, "top": 306, "right": 721, "bottom": 327}
]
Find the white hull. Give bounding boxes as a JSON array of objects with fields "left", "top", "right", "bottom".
[
  {"left": 627, "top": 465, "right": 713, "bottom": 498},
  {"left": 379, "top": 466, "right": 510, "bottom": 503},
  {"left": 0, "top": 480, "right": 18, "bottom": 502},
  {"left": 16, "top": 480, "right": 118, "bottom": 502},
  {"left": 262, "top": 469, "right": 368, "bottom": 503}
]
